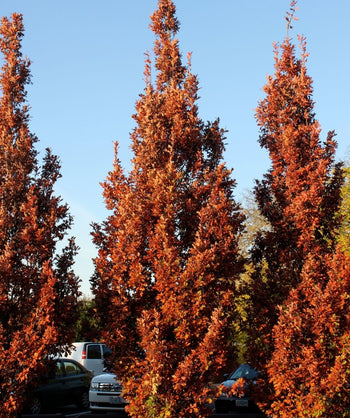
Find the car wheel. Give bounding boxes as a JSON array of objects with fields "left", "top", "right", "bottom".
[
  {"left": 215, "top": 401, "right": 228, "bottom": 414},
  {"left": 29, "top": 396, "right": 42, "bottom": 415},
  {"left": 78, "top": 390, "right": 89, "bottom": 409}
]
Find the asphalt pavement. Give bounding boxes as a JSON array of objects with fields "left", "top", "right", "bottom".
[
  {"left": 22, "top": 412, "right": 267, "bottom": 418},
  {"left": 21, "top": 404, "right": 267, "bottom": 418}
]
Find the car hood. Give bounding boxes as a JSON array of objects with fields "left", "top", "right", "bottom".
[
  {"left": 221, "top": 379, "right": 238, "bottom": 389},
  {"left": 91, "top": 372, "right": 119, "bottom": 384}
]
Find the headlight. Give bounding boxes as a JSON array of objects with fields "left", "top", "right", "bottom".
[{"left": 90, "top": 381, "right": 99, "bottom": 390}]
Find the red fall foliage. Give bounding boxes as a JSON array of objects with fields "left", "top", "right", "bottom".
[
  {"left": 91, "top": 1, "right": 245, "bottom": 416},
  {"left": 0, "top": 2, "right": 347, "bottom": 418},
  {"left": 0, "top": 14, "right": 80, "bottom": 416},
  {"left": 244, "top": 3, "right": 346, "bottom": 416}
]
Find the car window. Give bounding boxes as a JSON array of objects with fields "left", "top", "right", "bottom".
[
  {"left": 102, "top": 345, "right": 112, "bottom": 357},
  {"left": 64, "top": 361, "right": 83, "bottom": 376},
  {"left": 103, "top": 345, "right": 112, "bottom": 357},
  {"left": 87, "top": 344, "right": 102, "bottom": 359},
  {"left": 55, "top": 361, "right": 65, "bottom": 377},
  {"left": 229, "top": 364, "right": 259, "bottom": 380}
]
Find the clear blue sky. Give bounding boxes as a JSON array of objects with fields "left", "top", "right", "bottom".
[{"left": 1, "top": 1, "right": 349, "bottom": 297}]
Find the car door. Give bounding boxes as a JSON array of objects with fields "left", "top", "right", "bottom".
[
  {"left": 39, "top": 359, "right": 67, "bottom": 407},
  {"left": 84, "top": 343, "right": 104, "bottom": 375},
  {"left": 62, "top": 359, "right": 89, "bottom": 402}
]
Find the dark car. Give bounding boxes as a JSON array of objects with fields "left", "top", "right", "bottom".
[
  {"left": 215, "top": 363, "right": 261, "bottom": 413},
  {"left": 26, "top": 358, "right": 93, "bottom": 414}
]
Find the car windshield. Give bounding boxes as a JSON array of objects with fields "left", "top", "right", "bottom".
[{"left": 229, "top": 364, "right": 259, "bottom": 380}]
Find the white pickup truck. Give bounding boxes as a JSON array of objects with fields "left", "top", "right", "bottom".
[{"left": 89, "top": 372, "right": 127, "bottom": 412}]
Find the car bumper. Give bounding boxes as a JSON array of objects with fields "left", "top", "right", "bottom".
[
  {"left": 215, "top": 396, "right": 259, "bottom": 413},
  {"left": 89, "top": 390, "right": 127, "bottom": 411}
]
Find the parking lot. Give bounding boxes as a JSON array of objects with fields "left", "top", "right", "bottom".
[
  {"left": 17, "top": 345, "right": 269, "bottom": 418},
  {"left": 77, "top": 414, "right": 265, "bottom": 418},
  {"left": 22, "top": 409, "right": 267, "bottom": 418}
]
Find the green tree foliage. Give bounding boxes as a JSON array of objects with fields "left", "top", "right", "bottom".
[
  {"left": 75, "top": 298, "right": 101, "bottom": 342},
  {"left": 337, "top": 162, "right": 350, "bottom": 254},
  {"left": 91, "top": 1, "right": 245, "bottom": 416},
  {"left": 239, "top": 190, "right": 270, "bottom": 258},
  {"left": 0, "top": 14, "right": 80, "bottom": 416},
  {"left": 234, "top": 190, "right": 271, "bottom": 363}
]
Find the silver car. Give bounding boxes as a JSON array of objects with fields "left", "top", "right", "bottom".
[{"left": 89, "top": 372, "right": 127, "bottom": 412}]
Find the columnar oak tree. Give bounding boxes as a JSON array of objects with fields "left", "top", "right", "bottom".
[
  {"left": 244, "top": 1, "right": 343, "bottom": 412},
  {"left": 269, "top": 163, "right": 350, "bottom": 416},
  {"left": 269, "top": 246, "right": 350, "bottom": 417},
  {"left": 0, "top": 14, "right": 80, "bottom": 416},
  {"left": 92, "top": 1, "right": 244, "bottom": 416}
]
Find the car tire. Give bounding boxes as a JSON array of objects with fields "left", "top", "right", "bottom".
[
  {"left": 78, "top": 390, "right": 90, "bottom": 409},
  {"left": 29, "top": 396, "right": 42, "bottom": 415},
  {"left": 215, "top": 401, "right": 228, "bottom": 414}
]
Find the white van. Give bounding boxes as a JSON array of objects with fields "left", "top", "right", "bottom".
[{"left": 63, "top": 342, "right": 112, "bottom": 376}]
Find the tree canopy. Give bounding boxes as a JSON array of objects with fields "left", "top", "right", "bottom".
[
  {"left": 92, "top": 1, "right": 245, "bottom": 416},
  {"left": 243, "top": 2, "right": 346, "bottom": 415},
  {"left": 0, "top": 14, "right": 80, "bottom": 416}
]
